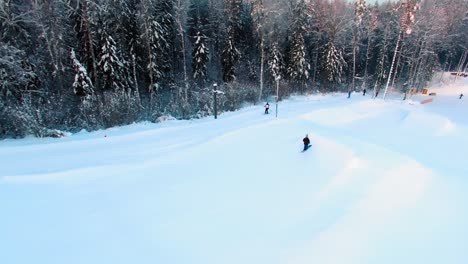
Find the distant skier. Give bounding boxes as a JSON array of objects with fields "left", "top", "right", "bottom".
[
  {"left": 460, "top": 93, "right": 464, "bottom": 99},
  {"left": 264, "top": 102, "right": 270, "bottom": 114},
  {"left": 363, "top": 89, "right": 367, "bottom": 96},
  {"left": 302, "top": 134, "right": 311, "bottom": 151},
  {"left": 348, "top": 90, "right": 352, "bottom": 99}
]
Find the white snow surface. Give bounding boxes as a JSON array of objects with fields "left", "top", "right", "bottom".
[{"left": 1, "top": 74, "right": 468, "bottom": 264}]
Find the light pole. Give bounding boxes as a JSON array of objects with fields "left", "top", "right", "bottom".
[
  {"left": 213, "top": 83, "right": 218, "bottom": 119},
  {"left": 275, "top": 77, "right": 280, "bottom": 118}
]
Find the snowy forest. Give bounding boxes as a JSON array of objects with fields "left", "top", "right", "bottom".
[{"left": 0, "top": 0, "right": 467, "bottom": 138}]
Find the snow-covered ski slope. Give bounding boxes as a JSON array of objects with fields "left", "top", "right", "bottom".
[{"left": 1, "top": 74, "right": 468, "bottom": 264}]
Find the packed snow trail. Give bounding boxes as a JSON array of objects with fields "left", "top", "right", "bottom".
[{"left": 1, "top": 92, "right": 468, "bottom": 264}]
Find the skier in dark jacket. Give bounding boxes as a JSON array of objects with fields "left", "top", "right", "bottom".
[
  {"left": 303, "top": 134, "right": 311, "bottom": 151},
  {"left": 363, "top": 89, "right": 367, "bottom": 96},
  {"left": 460, "top": 93, "right": 464, "bottom": 99},
  {"left": 264, "top": 102, "right": 270, "bottom": 114}
]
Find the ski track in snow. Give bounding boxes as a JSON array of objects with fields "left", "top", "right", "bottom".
[{"left": 1, "top": 88, "right": 468, "bottom": 264}]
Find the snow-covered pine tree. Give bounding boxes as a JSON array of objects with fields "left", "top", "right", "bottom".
[
  {"left": 116, "top": 0, "right": 142, "bottom": 91},
  {"left": 173, "top": 0, "right": 190, "bottom": 105},
  {"left": 356, "top": 0, "right": 367, "bottom": 26},
  {"left": 30, "top": 0, "right": 71, "bottom": 95},
  {"left": 221, "top": 32, "right": 241, "bottom": 82},
  {"left": 68, "top": 0, "right": 98, "bottom": 83},
  {"left": 268, "top": 41, "right": 283, "bottom": 102},
  {"left": 187, "top": 0, "right": 210, "bottom": 39},
  {"left": 188, "top": 0, "right": 211, "bottom": 83},
  {"left": 225, "top": 0, "right": 243, "bottom": 44},
  {"left": 268, "top": 41, "right": 283, "bottom": 82},
  {"left": 323, "top": 41, "right": 346, "bottom": 85},
  {"left": 251, "top": 0, "right": 267, "bottom": 101},
  {"left": 155, "top": 0, "right": 176, "bottom": 81},
  {"left": 140, "top": 0, "right": 173, "bottom": 92},
  {"left": 220, "top": 0, "right": 243, "bottom": 83},
  {"left": 287, "top": 0, "right": 310, "bottom": 91},
  {"left": 98, "top": 34, "right": 128, "bottom": 91},
  {"left": 287, "top": 32, "right": 310, "bottom": 88},
  {"left": 0, "top": 45, "right": 39, "bottom": 103},
  {"left": 0, "top": 0, "right": 34, "bottom": 50},
  {"left": 247, "top": 60, "right": 258, "bottom": 81},
  {"left": 70, "top": 49, "right": 94, "bottom": 97},
  {"left": 192, "top": 31, "right": 209, "bottom": 81},
  {"left": 147, "top": 18, "right": 167, "bottom": 92},
  {"left": 308, "top": 0, "right": 327, "bottom": 85}
]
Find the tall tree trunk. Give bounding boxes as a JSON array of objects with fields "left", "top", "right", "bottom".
[
  {"left": 82, "top": 1, "right": 97, "bottom": 83},
  {"left": 132, "top": 54, "right": 139, "bottom": 97},
  {"left": 383, "top": 1, "right": 411, "bottom": 99},
  {"left": 362, "top": 33, "right": 371, "bottom": 90},
  {"left": 141, "top": 0, "right": 154, "bottom": 92},
  {"left": 258, "top": 37, "right": 264, "bottom": 102},
  {"left": 175, "top": 0, "right": 188, "bottom": 103},
  {"left": 312, "top": 42, "right": 319, "bottom": 86},
  {"left": 352, "top": 32, "right": 357, "bottom": 92},
  {"left": 390, "top": 45, "right": 402, "bottom": 89}
]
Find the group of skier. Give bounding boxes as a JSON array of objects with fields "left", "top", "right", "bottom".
[
  {"left": 262, "top": 86, "right": 464, "bottom": 151},
  {"left": 263, "top": 102, "right": 312, "bottom": 152}
]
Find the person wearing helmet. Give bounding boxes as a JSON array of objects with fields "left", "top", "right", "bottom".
[{"left": 303, "top": 134, "right": 311, "bottom": 151}]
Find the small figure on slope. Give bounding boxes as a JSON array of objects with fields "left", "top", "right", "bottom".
[
  {"left": 264, "top": 102, "right": 270, "bottom": 114},
  {"left": 303, "top": 134, "right": 311, "bottom": 151},
  {"left": 363, "top": 89, "right": 367, "bottom": 96},
  {"left": 460, "top": 93, "right": 464, "bottom": 99}
]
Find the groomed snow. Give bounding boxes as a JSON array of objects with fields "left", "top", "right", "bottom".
[{"left": 1, "top": 74, "right": 468, "bottom": 264}]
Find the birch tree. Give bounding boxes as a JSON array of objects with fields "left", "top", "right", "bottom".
[{"left": 383, "top": 0, "right": 420, "bottom": 99}]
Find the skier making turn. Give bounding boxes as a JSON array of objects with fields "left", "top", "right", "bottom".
[{"left": 303, "top": 134, "right": 311, "bottom": 151}]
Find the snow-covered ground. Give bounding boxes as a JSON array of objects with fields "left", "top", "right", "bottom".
[{"left": 1, "top": 74, "right": 468, "bottom": 264}]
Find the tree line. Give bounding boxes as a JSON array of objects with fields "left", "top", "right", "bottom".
[{"left": 0, "top": 0, "right": 466, "bottom": 138}]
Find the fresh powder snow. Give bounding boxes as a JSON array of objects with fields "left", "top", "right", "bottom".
[{"left": 1, "top": 73, "right": 468, "bottom": 264}]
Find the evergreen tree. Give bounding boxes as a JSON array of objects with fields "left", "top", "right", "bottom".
[
  {"left": 68, "top": 0, "right": 98, "bottom": 83},
  {"left": 0, "top": 44, "right": 39, "bottom": 103},
  {"left": 221, "top": 32, "right": 241, "bottom": 82},
  {"left": 288, "top": 32, "right": 310, "bottom": 86},
  {"left": 226, "top": 0, "right": 243, "bottom": 45},
  {"left": 98, "top": 34, "right": 128, "bottom": 91},
  {"left": 323, "top": 41, "right": 346, "bottom": 85},
  {"left": 268, "top": 40, "right": 283, "bottom": 100},
  {"left": 356, "top": 0, "right": 367, "bottom": 26},
  {"left": 287, "top": 0, "right": 310, "bottom": 89},
  {"left": 268, "top": 41, "right": 283, "bottom": 82},
  {"left": 188, "top": 0, "right": 211, "bottom": 83},
  {"left": 155, "top": 0, "right": 176, "bottom": 82},
  {"left": 192, "top": 31, "right": 209, "bottom": 81},
  {"left": 187, "top": 0, "right": 210, "bottom": 39},
  {"left": 147, "top": 18, "right": 168, "bottom": 91},
  {"left": 70, "top": 49, "right": 94, "bottom": 97},
  {"left": 0, "top": 0, "right": 34, "bottom": 50},
  {"left": 30, "top": 0, "right": 71, "bottom": 95}
]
